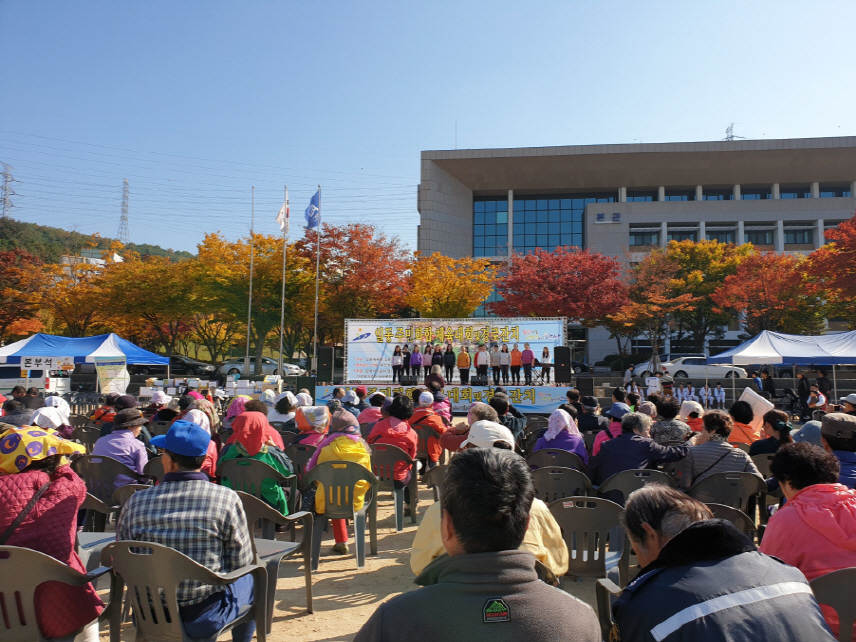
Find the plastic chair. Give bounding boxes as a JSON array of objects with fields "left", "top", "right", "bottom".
[
  {"left": 412, "top": 424, "right": 444, "bottom": 467},
  {"left": 532, "top": 467, "right": 593, "bottom": 503},
  {"left": 527, "top": 448, "right": 586, "bottom": 472},
  {"left": 810, "top": 567, "right": 856, "bottom": 642},
  {"left": 143, "top": 455, "right": 165, "bottom": 483},
  {"left": 72, "top": 456, "right": 147, "bottom": 531},
  {"left": 236, "top": 492, "right": 313, "bottom": 632},
  {"left": 707, "top": 503, "right": 757, "bottom": 539},
  {"left": 596, "top": 577, "right": 622, "bottom": 641},
  {"left": 687, "top": 472, "right": 767, "bottom": 519},
  {"left": 0, "top": 545, "right": 113, "bottom": 642},
  {"left": 752, "top": 453, "right": 776, "bottom": 478},
  {"left": 218, "top": 460, "right": 295, "bottom": 539},
  {"left": 279, "top": 432, "right": 297, "bottom": 449},
  {"left": 596, "top": 469, "right": 677, "bottom": 506},
  {"left": 112, "top": 484, "right": 150, "bottom": 507},
  {"left": 583, "top": 432, "right": 597, "bottom": 456},
  {"left": 269, "top": 421, "right": 285, "bottom": 431},
  {"left": 369, "top": 443, "right": 418, "bottom": 531},
  {"left": 70, "top": 426, "right": 101, "bottom": 454},
  {"left": 534, "top": 559, "right": 561, "bottom": 587},
  {"left": 69, "top": 414, "right": 91, "bottom": 428},
  {"left": 422, "top": 464, "right": 447, "bottom": 501},
  {"left": 101, "top": 541, "right": 267, "bottom": 642},
  {"left": 733, "top": 442, "right": 752, "bottom": 453},
  {"left": 79, "top": 492, "right": 116, "bottom": 533},
  {"left": 284, "top": 444, "right": 318, "bottom": 514},
  {"left": 148, "top": 420, "right": 172, "bottom": 436},
  {"left": 303, "top": 461, "right": 378, "bottom": 570},
  {"left": 359, "top": 422, "right": 377, "bottom": 439},
  {"left": 526, "top": 416, "right": 548, "bottom": 433},
  {"left": 549, "top": 496, "right": 629, "bottom": 586}
]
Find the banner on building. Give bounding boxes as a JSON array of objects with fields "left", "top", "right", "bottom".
[
  {"left": 344, "top": 317, "right": 566, "bottom": 383},
  {"left": 315, "top": 384, "right": 570, "bottom": 415},
  {"left": 94, "top": 356, "right": 130, "bottom": 395}
]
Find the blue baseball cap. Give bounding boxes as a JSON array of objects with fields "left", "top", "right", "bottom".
[{"left": 150, "top": 420, "right": 210, "bottom": 456}]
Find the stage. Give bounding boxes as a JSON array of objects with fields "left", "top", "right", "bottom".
[{"left": 315, "top": 384, "right": 571, "bottom": 415}]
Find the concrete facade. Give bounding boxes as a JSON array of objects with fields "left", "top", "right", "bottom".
[{"left": 417, "top": 136, "right": 856, "bottom": 362}]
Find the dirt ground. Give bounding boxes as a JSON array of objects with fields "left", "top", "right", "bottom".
[{"left": 99, "top": 485, "right": 602, "bottom": 642}]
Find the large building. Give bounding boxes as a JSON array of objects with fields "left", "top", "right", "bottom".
[{"left": 416, "top": 136, "right": 856, "bottom": 362}]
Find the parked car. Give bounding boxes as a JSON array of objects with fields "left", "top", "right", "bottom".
[
  {"left": 0, "top": 366, "right": 70, "bottom": 396},
  {"left": 130, "top": 355, "right": 217, "bottom": 377},
  {"left": 217, "top": 357, "right": 304, "bottom": 377},
  {"left": 636, "top": 356, "right": 747, "bottom": 379},
  {"left": 571, "top": 361, "right": 589, "bottom": 374}
]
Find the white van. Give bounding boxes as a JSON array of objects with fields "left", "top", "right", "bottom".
[{"left": 0, "top": 366, "right": 71, "bottom": 397}]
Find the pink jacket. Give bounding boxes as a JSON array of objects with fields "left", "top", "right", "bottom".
[
  {"left": 591, "top": 421, "right": 622, "bottom": 456},
  {"left": 521, "top": 349, "right": 535, "bottom": 365},
  {"left": 760, "top": 483, "right": 856, "bottom": 640},
  {"left": 432, "top": 398, "right": 452, "bottom": 423}
]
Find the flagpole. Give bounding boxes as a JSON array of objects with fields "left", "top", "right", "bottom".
[
  {"left": 313, "top": 185, "right": 321, "bottom": 376},
  {"left": 278, "top": 185, "right": 288, "bottom": 378},
  {"left": 244, "top": 186, "right": 255, "bottom": 376}
]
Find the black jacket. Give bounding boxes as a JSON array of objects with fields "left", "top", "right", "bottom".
[
  {"left": 587, "top": 432, "right": 688, "bottom": 485},
  {"left": 443, "top": 351, "right": 456, "bottom": 367},
  {"left": 612, "top": 520, "right": 834, "bottom": 641},
  {"left": 578, "top": 412, "right": 609, "bottom": 433}
]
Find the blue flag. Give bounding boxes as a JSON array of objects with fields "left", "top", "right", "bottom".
[{"left": 305, "top": 190, "right": 320, "bottom": 229}]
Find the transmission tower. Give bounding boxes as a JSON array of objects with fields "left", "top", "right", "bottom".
[
  {"left": 724, "top": 123, "right": 746, "bottom": 142},
  {"left": 118, "top": 178, "right": 130, "bottom": 244},
  {"left": 1, "top": 162, "right": 18, "bottom": 219}
]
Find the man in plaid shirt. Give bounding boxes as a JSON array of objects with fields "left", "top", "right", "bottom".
[{"left": 117, "top": 420, "right": 256, "bottom": 642}]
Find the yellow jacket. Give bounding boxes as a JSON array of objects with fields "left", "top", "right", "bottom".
[
  {"left": 456, "top": 351, "right": 471, "bottom": 368},
  {"left": 313, "top": 435, "right": 372, "bottom": 514},
  {"left": 409, "top": 498, "right": 569, "bottom": 577}
]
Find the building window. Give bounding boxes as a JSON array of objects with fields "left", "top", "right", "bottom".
[
  {"left": 667, "top": 231, "right": 697, "bottom": 242},
  {"left": 819, "top": 186, "right": 852, "bottom": 198},
  {"left": 508, "top": 193, "right": 611, "bottom": 255},
  {"left": 742, "top": 188, "right": 772, "bottom": 200},
  {"left": 745, "top": 230, "right": 774, "bottom": 245},
  {"left": 706, "top": 230, "right": 735, "bottom": 243},
  {"left": 626, "top": 190, "right": 657, "bottom": 202},
  {"left": 702, "top": 189, "right": 734, "bottom": 201},
  {"left": 784, "top": 228, "right": 814, "bottom": 245},
  {"left": 473, "top": 198, "right": 509, "bottom": 258},
  {"left": 663, "top": 189, "right": 696, "bottom": 201},
  {"left": 780, "top": 187, "right": 811, "bottom": 199},
  {"left": 474, "top": 287, "right": 503, "bottom": 318},
  {"left": 629, "top": 230, "right": 660, "bottom": 246}
]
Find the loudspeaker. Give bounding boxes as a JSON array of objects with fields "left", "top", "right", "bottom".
[
  {"left": 553, "top": 346, "right": 572, "bottom": 383},
  {"left": 471, "top": 375, "right": 489, "bottom": 386},
  {"left": 575, "top": 376, "right": 594, "bottom": 396},
  {"left": 317, "top": 346, "right": 334, "bottom": 382},
  {"left": 400, "top": 375, "right": 418, "bottom": 386}
]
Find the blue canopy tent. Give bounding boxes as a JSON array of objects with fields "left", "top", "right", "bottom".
[
  {"left": 707, "top": 330, "right": 856, "bottom": 401},
  {"left": 0, "top": 333, "right": 168, "bottom": 365}
]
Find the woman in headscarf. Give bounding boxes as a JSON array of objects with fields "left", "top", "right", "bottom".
[
  {"left": 292, "top": 406, "right": 330, "bottom": 447},
  {"left": 304, "top": 402, "right": 372, "bottom": 555},
  {"left": 267, "top": 391, "right": 298, "bottom": 432},
  {"left": 143, "top": 390, "right": 171, "bottom": 419},
  {"left": 44, "top": 395, "right": 72, "bottom": 425},
  {"left": 295, "top": 391, "right": 313, "bottom": 408},
  {"left": 366, "top": 394, "right": 418, "bottom": 512},
  {"left": 679, "top": 400, "right": 705, "bottom": 432},
  {"left": 30, "top": 406, "right": 74, "bottom": 439},
  {"left": 223, "top": 395, "right": 252, "bottom": 429},
  {"left": 533, "top": 408, "right": 588, "bottom": 465},
  {"left": 186, "top": 390, "right": 205, "bottom": 401},
  {"left": 357, "top": 392, "right": 385, "bottom": 425},
  {"left": 149, "top": 394, "right": 178, "bottom": 423},
  {"left": 260, "top": 389, "right": 277, "bottom": 408},
  {"left": 184, "top": 396, "right": 219, "bottom": 435},
  {"left": 0, "top": 427, "right": 103, "bottom": 641},
  {"left": 218, "top": 411, "right": 293, "bottom": 513}
]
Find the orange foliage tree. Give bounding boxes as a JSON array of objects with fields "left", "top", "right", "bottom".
[
  {"left": 806, "top": 213, "right": 856, "bottom": 326},
  {"left": 0, "top": 249, "right": 44, "bottom": 342}
]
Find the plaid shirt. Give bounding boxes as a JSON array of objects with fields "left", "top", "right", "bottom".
[{"left": 117, "top": 476, "right": 253, "bottom": 605}]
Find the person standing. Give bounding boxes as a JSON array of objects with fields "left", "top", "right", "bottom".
[
  {"left": 489, "top": 345, "right": 502, "bottom": 386},
  {"left": 409, "top": 345, "right": 423, "bottom": 382},
  {"left": 521, "top": 343, "right": 535, "bottom": 386},
  {"left": 391, "top": 345, "right": 403, "bottom": 383},
  {"left": 797, "top": 371, "right": 811, "bottom": 420},
  {"left": 457, "top": 345, "right": 471, "bottom": 385},
  {"left": 623, "top": 364, "right": 634, "bottom": 386},
  {"left": 423, "top": 345, "right": 433, "bottom": 381},
  {"left": 474, "top": 344, "right": 490, "bottom": 381},
  {"left": 540, "top": 347, "right": 551, "bottom": 384},
  {"left": 401, "top": 344, "right": 411, "bottom": 378},
  {"left": 443, "top": 344, "right": 456, "bottom": 383},
  {"left": 499, "top": 344, "right": 511, "bottom": 385},
  {"left": 761, "top": 370, "right": 777, "bottom": 398},
  {"left": 510, "top": 343, "right": 522, "bottom": 385},
  {"left": 817, "top": 369, "right": 833, "bottom": 398}
]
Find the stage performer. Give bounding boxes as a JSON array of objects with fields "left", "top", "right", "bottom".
[
  {"left": 521, "top": 343, "right": 535, "bottom": 386},
  {"left": 391, "top": 345, "right": 403, "bottom": 383},
  {"left": 409, "top": 345, "right": 423, "bottom": 382},
  {"left": 457, "top": 345, "right": 471, "bottom": 385}
]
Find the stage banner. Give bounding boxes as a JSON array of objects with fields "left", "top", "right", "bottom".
[
  {"left": 315, "top": 384, "right": 570, "bottom": 415},
  {"left": 344, "top": 317, "right": 566, "bottom": 383}
]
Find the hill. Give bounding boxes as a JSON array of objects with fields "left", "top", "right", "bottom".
[{"left": 0, "top": 217, "right": 195, "bottom": 263}]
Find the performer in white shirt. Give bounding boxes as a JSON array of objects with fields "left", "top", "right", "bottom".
[
  {"left": 714, "top": 382, "right": 726, "bottom": 409},
  {"left": 699, "top": 383, "right": 713, "bottom": 409},
  {"left": 686, "top": 383, "right": 697, "bottom": 402}
]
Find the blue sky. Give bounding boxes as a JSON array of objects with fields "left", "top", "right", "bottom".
[{"left": 1, "top": 1, "right": 854, "bottom": 253}]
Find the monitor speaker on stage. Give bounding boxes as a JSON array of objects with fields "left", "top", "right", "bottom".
[
  {"left": 316, "top": 346, "right": 334, "bottom": 382},
  {"left": 575, "top": 376, "right": 593, "bottom": 397},
  {"left": 553, "top": 346, "right": 572, "bottom": 384},
  {"left": 471, "top": 375, "right": 489, "bottom": 387},
  {"left": 400, "top": 375, "right": 418, "bottom": 386}
]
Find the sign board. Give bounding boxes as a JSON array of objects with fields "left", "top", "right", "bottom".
[
  {"left": 94, "top": 356, "right": 130, "bottom": 395},
  {"left": 20, "top": 356, "right": 75, "bottom": 370},
  {"left": 344, "top": 318, "right": 566, "bottom": 383},
  {"left": 315, "top": 384, "right": 571, "bottom": 415}
]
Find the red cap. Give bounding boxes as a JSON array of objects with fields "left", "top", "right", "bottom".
[{"left": 355, "top": 386, "right": 368, "bottom": 397}]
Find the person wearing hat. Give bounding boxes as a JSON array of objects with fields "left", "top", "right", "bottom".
[
  {"left": 587, "top": 411, "right": 693, "bottom": 486},
  {"left": 98, "top": 394, "right": 139, "bottom": 437},
  {"left": 439, "top": 402, "right": 499, "bottom": 454},
  {"left": 353, "top": 386, "right": 370, "bottom": 412},
  {"left": 292, "top": 406, "right": 331, "bottom": 447},
  {"left": 149, "top": 392, "right": 179, "bottom": 423},
  {"left": 591, "top": 402, "right": 632, "bottom": 456},
  {"left": 117, "top": 421, "right": 257, "bottom": 642},
  {"left": 793, "top": 420, "right": 823, "bottom": 448},
  {"left": 821, "top": 413, "right": 856, "bottom": 489},
  {"left": 577, "top": 395, "right": 610, "bottom": 434},
  {"left": 90, "top": 392, "right": 119, "bottom": 423},
  {"left": 357, "top": 392, "right": 386, "bottom": 425},
  {"left": 0, "top": 427, "right": 102, "bottom": 640},
  {"left": 143, "top": 390, "right": 172, "bottom": 419},
  {"left": 407, "top": 389, "right": 447, "bottom": 469},
  {"left": 408, "top": 424, "right": 570, "bottom": 582},
  {"left": 366, "top": 394, "right": 419, "bottom": 514},
  {"left": 267, "top": 391, "right": 299, "bottom": 432},
  {"left": 838, "top": 393, "right": 856, "bottom": 416},
  {"left": 92, "top": 407, "right": 149, "bottom": 487}
]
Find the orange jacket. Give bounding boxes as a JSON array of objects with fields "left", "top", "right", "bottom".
[
  {"left": 408, "top": 409, "right": 447, "bottom": 462},
  {"left": 730, "top": 421, "right": 761, "bottom": 445},
  {"left": 511, "top": 349, "right": 522, "bottom": 366}
]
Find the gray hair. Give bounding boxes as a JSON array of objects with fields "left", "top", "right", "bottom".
[
  {"left": 621, "top": 485, "right": 712, "bottom": 543},
  {"left": 621, "top": 411, "right": 652, "bottom": 435},
  {"left": 431, "top": 365, "right": 443, "bottom": 375}
]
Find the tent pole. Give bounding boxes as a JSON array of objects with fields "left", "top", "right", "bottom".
[
  {"left": 833, "top": 365, "right": 839, "bottom": 405},
  {"left": 732, "top": 357, "right": 736, "bottom": 407}
]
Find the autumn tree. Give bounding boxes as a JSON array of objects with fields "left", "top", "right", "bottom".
[
  {"left": 406, "top": 252, "right": 498, "bottom": 318},
  {"left": 489, "top": 248, "right": 626, "bottom": 326},
  {"left": 295, "top": 223, "right": 412, "bottom": 345},
  {"left": 663, "top": 240, "right": 754, "bottom": 351},
  {"left": 712, "top": 252, "right": 826, "bottom": 336},
  {"left": 806, "top": 213, "right": 856, "bottom": 326},
  {"left": 609, "top": 251, "right": 698, "bottom": 371},
  {"left": 0, "top": 249, "right": 44, "bottom": 342},
  {"left": 188, "top": 314, "right": 242, "bottom": 365}
]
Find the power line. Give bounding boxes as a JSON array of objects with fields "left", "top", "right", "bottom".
[{"left": 118, "top": 178, "right": 130, "bottom": 244}]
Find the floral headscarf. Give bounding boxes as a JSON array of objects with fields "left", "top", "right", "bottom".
[
  {"left": 226, "top": 395, "right": 252, "bottom": 421},
  {"left": 0, "top": 426, "right": 84, "bottom": 474},
  {"left": 44, "top": 396, "right": 71, "bottom": 424},
  {"left": 184, "top": 409, "right": 211, "bottom": 434},
  {"left": 187, "top": 397, "right": 219, "bottom": 430},
  {"left": 295, "top": 392, "right": 313, "bottom": 407},
  {"left": 30, "top": 407, "right": 67, "bottom": 432},
  {"left": 544, "top": 409, "right": 581, "bottom": 442},
  {"left": 261, "top": 389, "right": 277, "bottom": 407},
  {"left": 305, "top": 411, "right": 369, "bottom": 472},
  {"left": 296, "top": 406, "right": 330, "bottom": 433}
]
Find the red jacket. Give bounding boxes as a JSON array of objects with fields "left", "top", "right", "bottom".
[
  {"left": 408, "top": 408, "right": 447, "bottom": 462},
  {"left": 0, "top": 466, "right": 104, "bottom": 637},
  {"left": 367, "top": 417, "right": 418, "bottom": 481}
]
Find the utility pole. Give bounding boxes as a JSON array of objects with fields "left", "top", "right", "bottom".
[
  {"left": 1, "top": 162, "right": 18, "bottom": 219},
  {"left": 118, "top": 178, "right": 130, "bottom": 244}
]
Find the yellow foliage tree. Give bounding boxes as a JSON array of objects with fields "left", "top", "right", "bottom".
[
  {"left": 40, "top": 260, "right": 105, "bottom": 337},
  {"left": 406, "top": 252, "right": 499, "bottom": 318}
]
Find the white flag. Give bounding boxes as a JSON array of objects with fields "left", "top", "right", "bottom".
[{"left": 276, "top": 193, "right": 289, "bottom": 235}]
